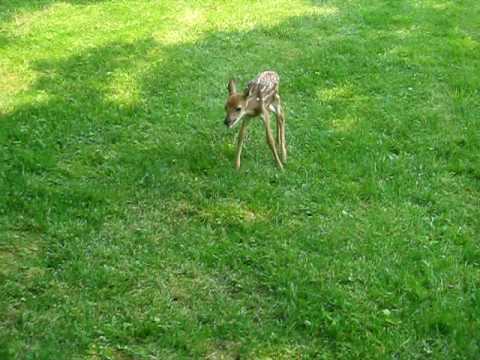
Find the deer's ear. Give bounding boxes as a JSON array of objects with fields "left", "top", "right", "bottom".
[{"left": 227, "top": 79, "right": 237, "bottom": 95}]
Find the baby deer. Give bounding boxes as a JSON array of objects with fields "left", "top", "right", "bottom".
[{"left": 224, "top": 71, "right": 287, "bottom": 170}]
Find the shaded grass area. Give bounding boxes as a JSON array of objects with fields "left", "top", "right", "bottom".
[{"left": 1, "top": 0, "right": 480, "bottom": 358}]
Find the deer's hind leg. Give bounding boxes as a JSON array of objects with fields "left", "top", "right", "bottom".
[
  {"left": 273, "top": 95, "right": 287, "bottom": 163},
  {"left": 262, "top": 110, "right": 283, "bottom": 170}
]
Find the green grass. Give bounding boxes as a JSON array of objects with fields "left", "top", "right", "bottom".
[{"left": 1, "top": 0, "right": 479, "bottom": 358}]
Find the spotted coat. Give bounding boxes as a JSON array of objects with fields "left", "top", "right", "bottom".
[{"left": 246, "top": 71, "right": 280, "bottom": 107}]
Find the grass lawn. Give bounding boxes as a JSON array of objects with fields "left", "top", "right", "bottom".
[{"left": 1, "top": 0, "right": 479, "bottom": 358}]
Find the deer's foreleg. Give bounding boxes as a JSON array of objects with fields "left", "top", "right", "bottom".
[{"left": 235, "top": 119, "right": 250, "bottom": 170}]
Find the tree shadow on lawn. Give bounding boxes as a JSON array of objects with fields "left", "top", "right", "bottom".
[
  {"left": 1, "top": 6, "right": 478, "bottom": 358},
  {"left": 1, "top": 12, "right": 343, "bottom": 203},
  {"left": 2, "top": 2, "right": 447, "bottom": 213},
  {"left": 1, "top": 10, "right": 399, "bottom": 229}
]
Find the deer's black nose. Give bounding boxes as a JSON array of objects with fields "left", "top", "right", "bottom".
[{"left": 224, "top": 117, "right": 229, "bottom": 126}]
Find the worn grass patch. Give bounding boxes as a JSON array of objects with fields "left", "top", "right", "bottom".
[{"left": 1, "top": 0, "right": 479, "bottom": 358}]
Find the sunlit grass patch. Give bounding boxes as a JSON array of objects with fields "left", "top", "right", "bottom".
[
  {"left": 330, "top": 114, "right": 359, "bottom": 133},
  {"left": 198, "top": 199, "right": 267, "bottom": 225}
]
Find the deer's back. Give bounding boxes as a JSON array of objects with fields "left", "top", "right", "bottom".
[{"left": 247, "top": 71, "right": 279, "bottom": 100}]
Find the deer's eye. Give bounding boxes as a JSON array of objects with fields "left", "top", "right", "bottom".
[{"left": 235, "top": 107, "right": 242, "bottom": 112}]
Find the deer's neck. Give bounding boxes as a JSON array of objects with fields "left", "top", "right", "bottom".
[{"left": 244, "top": 95, "right": 262, "bottom": 117}]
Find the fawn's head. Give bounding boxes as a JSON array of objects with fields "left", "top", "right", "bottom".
[{"left": 224, "top": 79, "right": 248, "bottom": 128}]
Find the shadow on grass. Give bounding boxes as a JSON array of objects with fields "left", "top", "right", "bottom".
[{"left": 1, "top": 13, "right": 345, "bottom": 223}]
